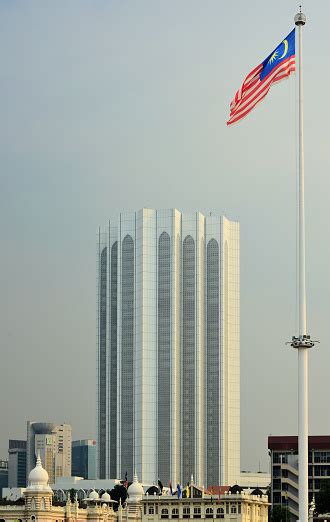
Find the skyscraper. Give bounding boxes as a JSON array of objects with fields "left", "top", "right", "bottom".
[
  {"left": 8, "top": 440, "right": 27, "bottom": 488},
  {"left": 27, "top": 422, "right": 72, "bottom": 484},
  {"left": 72, "top": 440, "right": 97, "bottom": 479},
  {"left": 97, "top": 209, "right": 240, "bottom": 486}
]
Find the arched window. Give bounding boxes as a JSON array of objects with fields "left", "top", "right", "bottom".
[
  {"left": 172, "top": 507, "right": 179, "bottom": 519},
  {"left": 194, "top": 507, "right": 201, "bottom": 518},
  {"left": 161, "top": 508, "right": 169, "bottom": 519},
  {"left": 183, "top": 506, "right": 190, "bottom": 518},
  {"left": 217, "top": 507, "right": 224, "bottom": 519},
  {"left": 31, "top": 498, "right": 36, "bottom": 510},
  {"left": 231, "top": 505, "right": 237, "bottom": 514},
  {"left": 206, "top": 507, "right": 214, "bottom": 518},
  {"left": 41, "top": 498, "right": 46, "bottom": 510}
]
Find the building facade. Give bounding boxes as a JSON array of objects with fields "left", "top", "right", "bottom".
[
  {"left": 97, "top": 208, "right": 240, "bottom": 486},
  {"left": 27, "top": 422, "right": 72, "bottom": 484},
  {"left": 0, "top": 460, "right": 8, "bottom": 498},
  {"left": 0, "top": 462, "right": 269, "bottom": 522},
  {"left": 268, "top": 435, "right": 330, "bottom": 520},
  {"left": 0, "top": 453, "right": 117, "bottom": 522},
  {"left": 8, "top": 440, "right": 27, "bottom": 488},
  {"left": 72, "top": 440, "right": 97, "bottom": 479}
]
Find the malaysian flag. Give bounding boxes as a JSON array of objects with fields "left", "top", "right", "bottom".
[{"left": 227, "top": 29, "right": 295, "bottom": 125}]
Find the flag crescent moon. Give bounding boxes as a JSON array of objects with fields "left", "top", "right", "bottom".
[{"left": 279, "top": 39, "right": 288, "bottom": 59}]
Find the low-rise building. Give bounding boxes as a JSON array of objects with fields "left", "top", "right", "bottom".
[
  {"left": 0, "top": 460, "right": 269, "bottom": 522},
  {"left": 239, "top": 472, "right": 270, "bottom": 492},
  {"left": 268, "top": 435, "right": 330, "bottom": 520}
]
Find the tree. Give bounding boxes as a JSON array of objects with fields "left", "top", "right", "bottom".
[
  {"left": 315, "top": 480, "right": 330, "bottom": 515},
  {"left": 69, "top": 488, "right": 76, "bottom": 502},
  {"left": 270, "top": 505, "right": 291, "bottom": 522},
  {"left": 109, "top": 484, "right": 128, "bottom": 511}
]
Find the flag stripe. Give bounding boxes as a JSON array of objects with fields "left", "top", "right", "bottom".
[
  {"left": 227, "top": 56, "right": 295, "bottom": 125},
  {"left": 231, "top": 56, "right": 294, "bottom": 114},
  {"left": 230, "top": 59, "right": 295, "bottom": 121},
  {"left": 229, "top": 56, "right": 295, "bottom": 117}
]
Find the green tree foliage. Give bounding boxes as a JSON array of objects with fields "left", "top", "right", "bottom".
[
  {"left": 315, "top": 480, "right": 330, "bottom": 514},
  {"left": 110, "top": 484, "right": 128, "bottom": 511},
  {"left": 270, "top": 505, "right": 291, "bottom": 522},
  {"left": 69, "top": 488, "right": 76, "bottom": 502}
]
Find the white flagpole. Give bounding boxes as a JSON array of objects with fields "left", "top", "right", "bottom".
[{"left": 291, "top": 9, "right": 315, "bottom": 522}]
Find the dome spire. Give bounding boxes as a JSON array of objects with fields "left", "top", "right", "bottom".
[
  {"left": 27, "top": 450, "right": 51, "bottom": 492},
  {"left": 36, "top": 450, "right": 42, "bottom": 467}
]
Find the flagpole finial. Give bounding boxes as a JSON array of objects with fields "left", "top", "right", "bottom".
[{"left": 295, "top": 10, "right": 306, "bottom": 25}]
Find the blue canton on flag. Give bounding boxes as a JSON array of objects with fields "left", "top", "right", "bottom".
[{"left": 260, "top": 29, "right": 295, "bottom": 80}]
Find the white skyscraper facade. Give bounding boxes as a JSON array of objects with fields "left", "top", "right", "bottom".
[{"left": 97, "top": 209, "right": 240, "bottom": 487}]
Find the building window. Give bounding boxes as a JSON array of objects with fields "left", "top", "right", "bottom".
[
  {"left": 273, "top": 466, "right": 281, "bottom": 478},
  {"left": 183, "top": 507, "right": 190, "bottom": 518},
  {"left": 206, "top": 507, "right": 213, "bottom": 518},
  {"left": 231, "top": 505, "right": 237, "bottom": 514},
  {"left": 273, "top": 453, "right": 287, "bottom": 464},
  {"left": 216, "top": 507, "right": 224, "bottom": 518},
  {"left": 110, "top": 241, "right": 118, "bottom": 478},
  {"left": 182, "top": 235, "right": 196, "bottom": 484},
  {"left": 172, "top": 508, "right": 179, "bottom": 518},
  {"left": 98, "top": 245, "right": 107, "bottom": 478},
  {"left": 161, "top": 508, "right": 169, "bottom": 519},
  {"left": 148, "top": 507, "right": 154, "bottom": 515},
  {"left": 238, "top": 504, "right": 241, "bottom": 514},
  {"left": 158, "top": 231, "right": 171, "bottom": 483},
  {"left": 314, "top": 452, "right": 330, "bottom": 463},
  {"left": 121, "top": 234, "right": 134, "bottom": 480},
  {"left": 273, "top": 493, "right": 281, "bottom": 504},
  {"left": 273, "top": 479, "right": 281, "bottom": 490},
  {"left": 194, "top": 507, "right": 201, "bottom": 518},
  {"left": 206, "top": 238, "right": 220, "bottom": 486}
]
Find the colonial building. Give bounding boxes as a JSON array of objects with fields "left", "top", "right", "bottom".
[
  {"left": 0, "top": 458, "right": 269, "bottom": 522},
  {"left": 0, "top": 453, "right": 116, "bottom": 522}
]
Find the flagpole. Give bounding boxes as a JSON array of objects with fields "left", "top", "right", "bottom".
[{"left": 291, "top": 10, "right": 314, "bottom": 522}]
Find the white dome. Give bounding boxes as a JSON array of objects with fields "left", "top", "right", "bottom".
[
  {"left": 89, "top": 490, "right": 99, "bottom": 500},
  {"left": 101, "top": 492, "right": 111, "bottom": 502},
  {"left": 127, "top": 472, "right": 144, "bottom": 502},
  {"left": 27, "top": 453, "right": 52, "bottom": 492}
]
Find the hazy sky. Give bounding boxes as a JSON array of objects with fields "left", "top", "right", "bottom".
[{"left": 1, "top": 0, "right": 329, "bottom": 475}]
